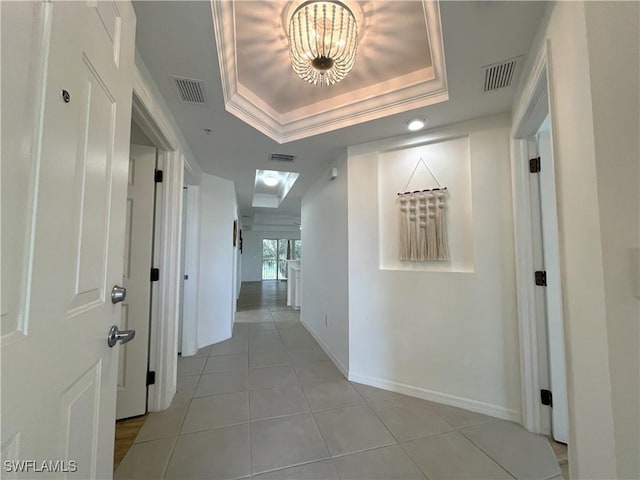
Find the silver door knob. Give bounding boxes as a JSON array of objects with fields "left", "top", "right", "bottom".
[
  {"left": 111, "top": 285, "right": 127, "bottom": 304},
  {"left": 107, "top": 325, "right": 136, "bottom": 348}
]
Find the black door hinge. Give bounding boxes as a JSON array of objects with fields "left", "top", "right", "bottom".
[
  {"left": 535, "top": 270, "right": 547, "bottom": 286},
  {"left": 150, "top": 268, "right": 160, "bottom": 282},
  {"left": 146, "top": 371, "right": 156, "bottom": 386},
  {"left": 155, "top": 169, "right": 164, "bottom": 183},
  {"left": 529, "top": 157, "right": 541, "bottom": 173},
  {"left": 541, "top": 389, "right": 553, "bottom": 407}
]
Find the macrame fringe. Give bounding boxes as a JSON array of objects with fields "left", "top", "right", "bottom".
[
  {"left": 436, "top": 193, "right": 448, "bottom": 261},
  {"left": 399, "top": 197, "right": 409, "bottom": 260},
  {"left": 417, "top": 196, "right": 427, "bottom": 261},
  {"left": 408, "top": 197, "right": 418, "bottom": 261},
  {"left": 398, "top": 191, "right": 449, "bottom": 262},
  {"left": 418, "top": 221, "right": 427, "bottom": 261}
]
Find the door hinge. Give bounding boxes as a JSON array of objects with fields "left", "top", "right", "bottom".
[
  {"left": 155, "top": 169, "right": 164, "bottom": 183},
  {"left": 541, "top": 389, "right": 553, "bottom": 407},
  {"left": 535, "top": 270, "right": 547, "bottom": 286},
  {"left": 150, "top": 268, "right": 160, "bottom": 282},
  {"left": 146, "top": 371, "right": 156, "bottom": 386},
  {"left": 529, "top": 157, "right": 541, "bottom": 173},
  {"left": 184, "top": 274, "right": 189, "bottom": 280}
]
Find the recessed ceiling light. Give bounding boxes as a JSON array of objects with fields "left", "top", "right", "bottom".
[
  {"left": 263, "top": 175, "right": 279, "bottom": 187},
  {"left": 406, "top": 117, "right": 428, "bottom": 131}
]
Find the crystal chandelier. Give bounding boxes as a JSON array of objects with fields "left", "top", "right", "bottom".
[{"left": 287, "top": 1, "right": 359, "bottom": 86}]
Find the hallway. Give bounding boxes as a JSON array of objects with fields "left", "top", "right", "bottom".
[
  {"left": 115, "top": 302, "right": 563, "bottom": 479},
  {"left": 237, "top": 281, "right": 289, "bottom": 312}
]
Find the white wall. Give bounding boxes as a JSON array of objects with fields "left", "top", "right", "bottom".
[
  {"left": 232, "top": 205, "right": 240, "bottom": 307},
  {"left": 301, "top": 155, "right": 349, "bottom": 374},
  {"left": 585, "top": 5, "right": 639, "bottom": 477},
  {"left": 241, "top": 229, "right": 301, "bottom": 282},
  {"left": 235, "top": 217, "right": 242, "bottom": 300},
  {"left": 130, "top": 121, "right": 154, "bottom": 146},
  {"left": 348, "top": 114, "right": 521, "bottom": 420},
  {"left": 197, "top": 173, "right": 238, "bottom": 347},
  {"left": 513, "top": 2, "right": 639, "bottom": 477}
]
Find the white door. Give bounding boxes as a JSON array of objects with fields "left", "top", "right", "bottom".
[
  {"left": 536, "top": 120, "right": 569, "bottom": 444},
  {"left": 178, "top": 185, "right": 188, "bottom": 355},
  {"left": 116, "top": 145, "right": 157, "bottom": 419},
  {"left": 1, "top": 1, "right": 135, "bottom": 478},
  {"left": 180, "top": 186, "right": 200, "bottom": 356}
]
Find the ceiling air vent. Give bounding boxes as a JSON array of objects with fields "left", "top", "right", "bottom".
[
  {"left": 173, "top": 77, "right": 206, "bottom": 104},
  {"left": 482, "top": 57, "right": 521, "bottom": 92},
  {"left": 268, "top": 153, "right": 296, "bottom": 163}
]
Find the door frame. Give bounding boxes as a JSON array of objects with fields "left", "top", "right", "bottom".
[
  {"left": 510, "top": 41, "right": 567, "bottom": 435},
  {"left": 131, "top": 53, "right": 201, "bottom": 411}
]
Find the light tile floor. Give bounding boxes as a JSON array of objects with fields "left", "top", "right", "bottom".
[{"left": 116, "top": 308, "right": 563, "bottom": 480}]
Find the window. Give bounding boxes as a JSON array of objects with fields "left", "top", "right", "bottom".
[{"left": 262, "top": 239, "right": 301, "bottom": 280}]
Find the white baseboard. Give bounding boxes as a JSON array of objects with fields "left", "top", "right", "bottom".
[
  {"left": 348, "top": 371, "right": 522, "bottom": 423},
  {"left": 196, "top": 332, "right": 230, "bottom": 352},
  {"left": 300, "top": 319, "right": 349, "bottom": 379},
  {"left": 149, "top": 382, "right": 177, "bottom": 412}
]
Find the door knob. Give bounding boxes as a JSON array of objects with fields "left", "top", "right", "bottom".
[
  {"left": 107, "top": 325, "right": 136, "bottom": 348},
  {"left": 111, "top": 285, "right": 126, "bottom": 304}
]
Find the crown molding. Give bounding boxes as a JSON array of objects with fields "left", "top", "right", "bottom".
[{"left": 212, "top": 0, "right": 448, "bottom": 144}]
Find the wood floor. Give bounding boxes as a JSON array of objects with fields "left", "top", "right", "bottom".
[
  {"left": 548, "top": 437, "right": 569, "bottom": 479},
  {"left": 237, "top": 280, "right": 288, "bottom": 311},
  {"left": 114, "top": 414, "right": 148, "bottom": 470}
]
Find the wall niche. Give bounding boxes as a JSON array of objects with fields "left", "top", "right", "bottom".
[{"left": 377, "top": 135, "right": 474, "bottom": 272}]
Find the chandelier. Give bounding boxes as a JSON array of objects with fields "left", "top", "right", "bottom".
[{"left": 287, "top": 0, "right": 359, "bottom": 86}]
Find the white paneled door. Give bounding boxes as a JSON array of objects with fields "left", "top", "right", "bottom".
[
  {"left": 1, "top": 1, "right": 135, "bottom": 478},
  {"left": 116, "top": 146, "right": 157, "bottom": 420},
  {"left": 536, "top": 123, "right": 569, "bottom": 444}
]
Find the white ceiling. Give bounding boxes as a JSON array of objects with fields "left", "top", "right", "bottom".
[
  {"left": 132, "top": 1, "right": 547, "bottom": 225},
  {"left": 234, "top": 1, "right": 433, "bottom": 113},
  {"left": 214, "top": 1, "right": 448, "bottom": 144}
]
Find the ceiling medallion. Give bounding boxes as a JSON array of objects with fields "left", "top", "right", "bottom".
[{"left": 287, "top": 0, "right": 360, "bottom": 86}]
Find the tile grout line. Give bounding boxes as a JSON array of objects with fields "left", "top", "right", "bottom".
[
  {"left": 351, "top": 388, "right": 429, "bottom": 480},
  {"left": 182, "top": 316, "right": 457, "bottom": 479},
  {"left": 252, "top": 308, "right": 276, "bottom": 473},
  {"left": 160, "top": 371, "right": 199, "bottom": 479},
  {"left": 177, "top": 307, "right": 549, "bottom": 480},
  {"left": 352, "top": 386, "right": 493, "bottom": 480},
  {"left": 251, "top": 456, "right": 333, "bottom": 478},
  {"left": 389, "top": 395, "right": 509, "bottom": 479},
  {"left": 277, "top": 312, "right": 338, "bottom": 477},
  {"left": 458, "top": 423, "right": 562, "bottom": 480},
  {"left": 248, "top": 309, "right": 276, "bottom": 476},
  {"left": 284, "top": 317, "right": 419, "bottom": 476},
  {"left": 453, "top": 427, "right": 518, "bottom": 479},
  {"left": 249, "top": 309, "right": 316, "bottom": 477},
  {"left": 159, "top": 435, "right": 179, "bottom": 479}
]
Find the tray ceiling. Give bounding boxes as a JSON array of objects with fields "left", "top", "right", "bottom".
[{"left": 212, "top": 0, "right": 448, "bottom": 143}]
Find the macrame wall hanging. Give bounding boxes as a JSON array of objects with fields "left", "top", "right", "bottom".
[{"left": 397, "top": 158, "right": 449, "bottom": 262}]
